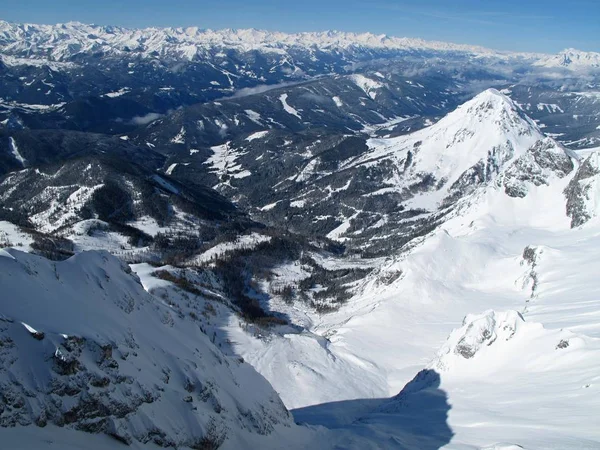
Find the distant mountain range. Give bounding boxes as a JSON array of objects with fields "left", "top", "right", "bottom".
[{"left": 0, "top": 19, "right": 598, "bottom": 70}]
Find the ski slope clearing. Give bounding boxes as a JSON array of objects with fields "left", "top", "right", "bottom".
[
  {"left": 205, "top": 142, "right": 252, "bottom": 182},
  {"left": 279, "top": 94, "right": 302, "bottom": 119}
]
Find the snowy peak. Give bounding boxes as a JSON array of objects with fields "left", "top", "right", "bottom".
[
  {"left": 363, "top": 89, "right": 562, "bottom": 207},
  {"left": 535, "top": 48, "right": 600, "bottom": 70},
  {"left": 0, "top": 19, "right": 529, "bottom": 63},
  {"left": 441, "top": 88, "right": 538, "bottom": 133},
  {"left": 340, "top": 87, "right": 578, "bottom": 224}
]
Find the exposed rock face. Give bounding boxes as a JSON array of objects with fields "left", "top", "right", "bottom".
[
  {"left": 565, "top": 151, "right": 600, "bottom": 227},
  {"left": 0, "top": 249, "right": 294, "bottom": 447},
  {"left": 433, "top": 310, "right": 525, "bottom": 370},
  {"left": 520, "top": 245, "right": 543, "bottom": 299},
  {"left": 501, "top": 138, "right": 574, "bottom": 198}
]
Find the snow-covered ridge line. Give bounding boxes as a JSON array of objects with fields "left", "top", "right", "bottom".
[
  {"left": 535, "top": 47, "right": 600, "bottom": 69},
  {"left": 0, "top": 19, "right": 542, "bottom": 62}
]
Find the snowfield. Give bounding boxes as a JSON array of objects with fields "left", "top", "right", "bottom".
[
  {"left": 224, "top": 92, "right": 600, "bottom": 448},
  {"left": 230, "top": 157, "right": 600, "bottom": 448},
  {"left": 221, "top": 189, "right": 599, "bottom": 448}
]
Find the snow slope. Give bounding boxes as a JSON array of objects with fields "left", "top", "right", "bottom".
[
  {"left": 0, "top": 249, "right": 311, "bottom": 449},
  {"left": 231, "top": 172, "right": 600, "bottom": 448},
  {"left": 224, "top": 95, "right": 600, "bottom": 448}
]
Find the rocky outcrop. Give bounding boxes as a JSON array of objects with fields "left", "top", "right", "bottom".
[
  {"left": 502, "top": 138, "right": 574, "bottom": 198},
  {"left": 564, "top": 151, "right": 600, "bottom": 227},
  {"left": 433, "top": 310, "right": 525, "bottom": 371}
]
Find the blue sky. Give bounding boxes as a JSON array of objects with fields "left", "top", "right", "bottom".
[{"left": 2, "top": 0, "right": 599, "bottom": 53}]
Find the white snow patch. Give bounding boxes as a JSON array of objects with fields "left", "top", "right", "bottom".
[
  {"left": 349, "top": 74, "right": 385, "bottom": 100},
  {"left": 170, "top": 126, "right": 186, "bottom": 144},
  {"left": 102, "top": 87, "right": 130, "bottom": 98},
  {"left": 245, "top": 109, "right": 263, "bottom": 124},
  {"left": 165, "top": 163, "right": 178, "bottom": 175},
  {"left": 537, "top": 102, "right": 564, "bottom": 113},
  {"left": 9, "top": 137, "right": 26, "bottom": 167},
  {"left": 260, "top": 201, "right": 280, "bottom": 211},
  {"left": 279, "top": 93, "right": 302, "bottom": 119},
  {"left": 246, "top": 130, "right": 269, "bottom": 142}
]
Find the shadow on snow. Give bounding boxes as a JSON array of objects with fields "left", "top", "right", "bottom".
[{"left": 292, "top": 369, "right": 453, "bottom": 450}]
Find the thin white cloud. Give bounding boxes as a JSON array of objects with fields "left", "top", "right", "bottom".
[{"left": 129, "top": 112, "right": 163, "bottom": 125}]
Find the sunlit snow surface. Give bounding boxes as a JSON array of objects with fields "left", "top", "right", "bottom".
[{"left": 227, "top": 158, "right": 600, "bottom": 448}]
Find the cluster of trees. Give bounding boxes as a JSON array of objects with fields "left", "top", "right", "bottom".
[
  {"left": 30, "top": 232, "right": 75, "bottom": 261},
  {"left": 298, "top": 263, "right": 371, "bottom": 309},
  {"left": 272, "top": 285, "right": 295, "bottom": 304},
  {"left": 153, "top": 269, "right": 202, "bottom": 296}
]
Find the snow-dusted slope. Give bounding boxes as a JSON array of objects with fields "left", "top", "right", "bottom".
[
  {"left": 0, "top": 249, "right": 308, "bottom": 449},
  {"left": 234, "top": 168, "right": 600, "bottom": 448}
]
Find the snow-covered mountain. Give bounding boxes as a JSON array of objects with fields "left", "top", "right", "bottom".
[
  {"left": 0, "top": 20, "right": 521, "bottom": 62},
  {"left": 357, "top": 88, "right": 573, "bottom": 206},
  {"left": 2, "top": 19, "right": 597, "bottom": 75},
  {"left": 1, "top": 18, "right": 600, "bottom": 449},
  {"left": 0, "top": 249, "right": 312, "bottom": 449},
  {"left": 534, "top": 48, "right": 600, "bottom": 69},
  {"left": 180, "top": 88, "right": 573, "bottom": 258}
]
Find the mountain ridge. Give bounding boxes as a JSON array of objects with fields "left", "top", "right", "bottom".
[
  {"left": 0, "top": 19, "right": 536, "bottom": 60},
  {"left": 2, "top": 19, "right": 598, "bottom": 70}
]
